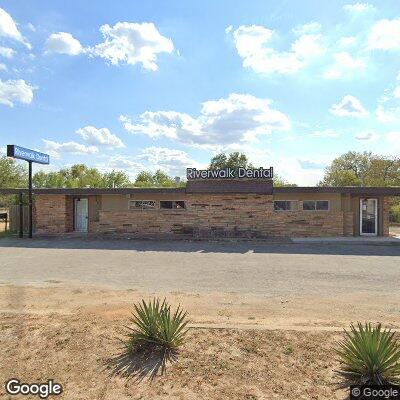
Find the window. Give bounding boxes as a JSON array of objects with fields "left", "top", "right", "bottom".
[
  {"left": 129, "top": 200, "right": 156, "bottom": 210},
  {"left": 302, "top": 200, "right": 330, "bottom": 211},
  {"left": 274, "top": 200, "right": 297, "bottom": 211},
  {"left": 160, "top": 200, "right": 186, "bottom": 210}
]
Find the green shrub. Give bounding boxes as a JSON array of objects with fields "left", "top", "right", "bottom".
[
  {"left": 336, "top": 322, "right": 400, "bottom": 385},
  {"left": 125, "top": 298, "right": 189, "bottom": 351}
]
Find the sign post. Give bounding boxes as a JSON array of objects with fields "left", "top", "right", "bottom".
[{"left": 7, "top": 145, "right": 50, "bottom": 238}]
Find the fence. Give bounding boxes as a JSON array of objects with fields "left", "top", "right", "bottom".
[{"left": 8, "top": 205, "right": 32, "bottom": 232}]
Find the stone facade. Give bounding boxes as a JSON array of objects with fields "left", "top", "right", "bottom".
[
  {"left": 33, "top": 192, "right": 392, "bottom": 237},
  {"left": 35, "top": 195, "right": 70, "bottom": 234},
  {"left": 95, "top": 194, "right": 348, "bottom": 237}
]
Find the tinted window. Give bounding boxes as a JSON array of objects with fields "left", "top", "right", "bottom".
[
  {"left": 160, "top": 201, "right": 173, "bottom": 209},
  {"left": 160, "top": 201, "right": 186, "bottom": 209},
  {"left": 302, "top": 201, "right": 316, "bottom": 210},
  {"left": 274, "top": 201, "right": 296, "bottom": 211},
  {"left": 316, "top": 200, "right": 329, "bottom": 211}
]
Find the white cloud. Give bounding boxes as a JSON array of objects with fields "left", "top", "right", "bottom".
[
  {"left": 309, "top": 129, "right": 339, "bottom": 137},
  {"left": 376, "top": 105, "right": 400, "bottom": 123},
  {"left": 0, "top": 63, "right": 6, "bottom": 71},
  {"left": 120, "top": 93, "right": 290, "bottom": 149},
  {"left": 89, "top": 22, "right": 173, "bottom": 71},
  {"left": 338, "top": 36, "right": 357, "bottom": 47},
  {"left": 323, "top": 52, "right": 365, "bottom": 79},
  {"left": 393, "top": 86, "right": 400, "bottom": 98},
  {"left": 45, "top": 32, "right": 83, "bottom": 56},
  {"left": 368, "top": 19, "right": 400, "bottom": 50},
  {"left": 0, "top": 79, "right": 35, "bottom": 107},
  {"left": 137, "top": 146, "right": 197, "bottom": 175},
  {"left": 0, "top": 7, "right": 31, "bottom": 48},
  {"left": 76, "top": 125, "right": 125, "bottom": 148},
  {"left": 0, "top": 46, "right": 15, "bottom": 58},
  {"left": 42, "top": 139, "right": 98, "bottom": 159},
  {"left": 229, "top": 24, "right": 324, "bottom": 74},
  {"left": 330, "top": 95, "right": 369, "bottom": 117},
  {"left": 103, "top": 155, "right": 144, "bottom": 177},
  {"left": 344, "top": 3, "right": 375, "bottom": 12},
  {"left": 385, "top": 132, "right": 400, "bottom": 149},
  {"left": 355, "top": 131, "right": 379, "bottom": 141},
  {"left": 292, "top": 22, "right": 321, "bottom": 36}
]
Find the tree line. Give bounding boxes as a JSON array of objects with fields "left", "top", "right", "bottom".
[{"left": 1, "top": 150, "right": 399, "bottom": 188}]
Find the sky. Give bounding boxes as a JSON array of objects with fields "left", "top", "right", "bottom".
[{"left": 0, "top": 0, "right": 400, "bottom": 185}]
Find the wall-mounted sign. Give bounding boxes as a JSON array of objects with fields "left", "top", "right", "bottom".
[
  {"left": 187, "top": 167, "right": 273, "bottom": 180},
  {"left": 7, "top": 145, "right": 50, "bottom": 165}
]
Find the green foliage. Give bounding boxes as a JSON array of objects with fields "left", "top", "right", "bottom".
[
  {"left": 209, "top": 152, "right": 254, "bottom": 170},
  {"left": 0, "top": 156, "right": 27, "bottom": 187},
  {"left": 125, "top": 298, "right": 189, "bottom": 351},
  {"left": 33, "top": 164, "right": 131, "bottom": 188},
  {"left": 336, "top": 322, "right": 400, "bottom": 385},
  {"left": 134, "top": 169, "right": 176, "bottom": 187},
  {"left": 320, "top": 151, "right": 400, "bottom": 187},
  {"left": 0, "top": 156, "right": 27, "bottom": 207}
]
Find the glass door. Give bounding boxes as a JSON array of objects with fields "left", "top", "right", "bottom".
[{"left": 360, "top": 198, "right": 378, "bottom": 236}]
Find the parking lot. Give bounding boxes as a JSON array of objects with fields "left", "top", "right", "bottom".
[{"left": 0, "top": 236, "right": 400, "bottom": 330}]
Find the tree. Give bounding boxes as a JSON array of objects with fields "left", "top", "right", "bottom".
[
  {"left": 133, "top": 169, "right": 176, "bottom": 187},
  {"left": 102, "top": 171, "right": 130, "bottom": 188},
  {"left": 33, "top": 164, "right": 131, "bottom": 188},
  {"left": 319, "top": 151, "right": 400, "bottom": 187},
  {"left": 209, "top": 152, "right": 254, "bottom": 170},
  {"left": 0, "top": 157, "right": 27, "bottom": 188},
  {"left": 0, "top": 156, "right": 27, "bottom": 206}
]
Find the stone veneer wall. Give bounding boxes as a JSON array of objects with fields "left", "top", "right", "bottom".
[
  {"left": 383, "top": 198, "right": 391, "bottom": 236},
  {"left": 343, "top": 212, "right": 354, "bottom": 237},
  {"left": 95, "top": 194, "right": 346, "bottom": 237},
  {"left": 35, "top": 195, "right": 69, "bottom": 233}
]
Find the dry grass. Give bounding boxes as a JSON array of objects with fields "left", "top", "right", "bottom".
[{"left": 0, "top": 311, "right": 345, "bottom": 400}]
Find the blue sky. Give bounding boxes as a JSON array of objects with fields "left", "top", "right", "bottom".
[{"left": 0, "top": 0, "right": 400, "bottom": 185}]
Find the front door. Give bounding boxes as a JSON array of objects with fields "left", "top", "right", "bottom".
[
  {"left": 74, "top": 198, "right": 88, "bottom": 232},
  {"left": 360, "top": 198, "right": 378, "bottom": 236}
]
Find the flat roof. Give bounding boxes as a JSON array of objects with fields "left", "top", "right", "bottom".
[{"left": 1, "top": 186, "right": 400, "bottom": 196}]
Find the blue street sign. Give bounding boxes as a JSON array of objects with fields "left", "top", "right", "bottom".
[{"left": 7, "top": 145, "right": 50, "bottom": 165}]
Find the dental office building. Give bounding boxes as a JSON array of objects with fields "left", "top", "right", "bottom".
[{"left": 7, "top": 166, "right": 396, "bottom": 239}]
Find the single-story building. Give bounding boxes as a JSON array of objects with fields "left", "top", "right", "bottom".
[{"left": 1, "top": 173, "right": 399, "bottom": 238}]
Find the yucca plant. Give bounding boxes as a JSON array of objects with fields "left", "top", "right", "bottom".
[
  {"left": 125, "top": 298, "right": 189, "bottom": 351},
  {"left": 335, "top": 322, "right": 400, "bottom": 385}
]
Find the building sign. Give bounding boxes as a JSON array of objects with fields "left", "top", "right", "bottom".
[
  {"left": 187, "top": 167, "right": 273, "bottom": 180},
  {"left": 7, "top": 145, "right": 50, "bottom": 165}
]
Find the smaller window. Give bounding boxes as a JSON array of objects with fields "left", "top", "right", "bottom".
[
  {"left": 302, "top": 200, "right": 330, "bottom": 211},
  {"left": 129, "top": 200, "right": 157, "bottom": 210},
  {"left": 316, "top": 200, "right": 329, "bottom": 211},
  {"left": 274, "top": 200, "right": 297, "bottom": 211},
  {"left": 160, "top": 200, "right": 186, "bottom": 210}
]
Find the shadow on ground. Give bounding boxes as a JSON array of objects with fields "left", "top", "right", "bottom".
[
  {"left": 0, "top": 236, "right": 400, "bottom": 256},
  {"left": 105, "top": 344, "right": 179, "bottom": 382}
]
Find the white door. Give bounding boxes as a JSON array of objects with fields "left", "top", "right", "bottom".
[
  {"left": 360, "top": 198, "right": 378, "bottom": 236},
  {"left": 75, "top": 198, "right": 88, "bottom": 232}
]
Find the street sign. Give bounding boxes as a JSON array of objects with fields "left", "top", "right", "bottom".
[
  {"left": 7, "top": 144, "right": 50, "bottom": 238},
  {"left": 7, "top": 145, "right": 50, "bottom": 165}
]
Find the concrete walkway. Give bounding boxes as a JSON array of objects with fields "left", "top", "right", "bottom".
[{"left": 292, "top": 236, "right": 400, "bottom": 245}]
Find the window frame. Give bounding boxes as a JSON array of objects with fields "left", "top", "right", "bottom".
[
  {"left": 273, "top": 200, "right": 298, "bottom": 212},
  {"left": 128, "top": 200, "right": 158, "bottom": 211},
  {"left": 302, "top": 200, "right": 330, "bottom": 212}
]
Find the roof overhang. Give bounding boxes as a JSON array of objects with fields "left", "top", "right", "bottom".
[{"left": 0, "top": 186, "right": 399, "bottom": 196}]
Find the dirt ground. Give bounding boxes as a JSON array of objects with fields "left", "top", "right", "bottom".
[{"left": 1, "top": 238, "right": 399, "bottom": 399}]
